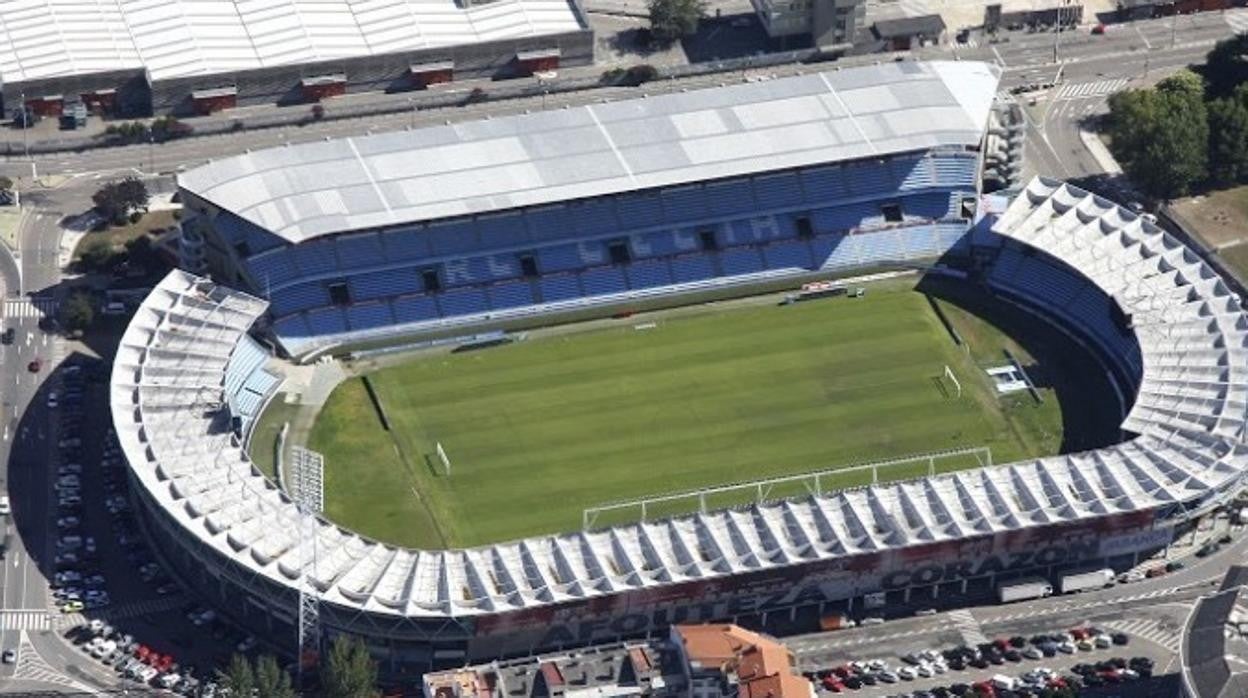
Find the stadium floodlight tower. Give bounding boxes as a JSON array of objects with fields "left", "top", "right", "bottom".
[{"left": 290, "top": 446, "right": 325, "bottom": 682}]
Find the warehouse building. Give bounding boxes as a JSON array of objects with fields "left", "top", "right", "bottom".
[{"left": 0, "top": 0, "right": 592, "bottom": 117}]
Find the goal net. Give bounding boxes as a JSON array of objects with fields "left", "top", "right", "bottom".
[
  {"left": 944, "top": 364, "right": 963, "bottom": 398},
  {"left": 435, "top": 441, "right": 452, "bottom": 476}
]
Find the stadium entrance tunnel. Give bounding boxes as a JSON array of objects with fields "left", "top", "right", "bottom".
[{"left": 916, "top": 271, "right": 1127, "bottom": 454}]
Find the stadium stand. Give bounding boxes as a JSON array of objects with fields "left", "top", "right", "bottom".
[
  {"left": 116, "top": 177, "right": 1248, "bottom": 674},
  {"left": 178, "top": 61, "right": 997, "bottom": 359}
]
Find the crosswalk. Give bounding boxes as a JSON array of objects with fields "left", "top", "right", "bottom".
[
  {"left": 1, "top": 298, "right": 57, "bottom": 319},
  {"left": 947, "top": 608, "right": 989, "bottom": 648},
  {"left": 1227, "top": 9, "right": 1248, "bottom": 34},
  {"left": 1055, "top": 78, "right": 1130, "bottom": 100},
  {"left": 0, "top": 609, "right": 55, "bottom": 631},
  {"left": 1102, "top": 618, "right": 1183, "bottom": 653}
]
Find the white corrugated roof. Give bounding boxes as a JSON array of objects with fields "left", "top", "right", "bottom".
[
  {"left": 179, "top": 60, "right": 1002, "bottom": 244},
  {"left": 0, "top": 0, "right": 583, "bottom": 86}
]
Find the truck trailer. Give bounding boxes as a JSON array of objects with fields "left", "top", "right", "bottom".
[
  {"left": 997, "top": 578, "right": 1053, "bottom": 603},
  {"left": 1058, "top": 569, "right": 1114, "bottom": 594}
]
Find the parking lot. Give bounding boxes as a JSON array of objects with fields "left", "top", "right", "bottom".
[{"left": 35, "top": 347, "right": 268, "bottom": 695}]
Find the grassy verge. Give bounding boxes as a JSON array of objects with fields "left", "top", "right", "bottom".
[
  {"left": 71, "top": 209, "right": 177, "bottom": 263},
  {"left": 246, "top": 395, "right": 300, "bottom": 481}
]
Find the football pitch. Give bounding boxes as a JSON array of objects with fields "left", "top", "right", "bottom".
[{"left": 307, "top": 283, "right": 1065, "bottom": 549}]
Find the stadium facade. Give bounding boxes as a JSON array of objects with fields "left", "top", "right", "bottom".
[
  {"left": 0, "top": 0, "right": 590, "bottom": 116},
  {"left": 111, "top": 61, "right": 1248, "bottom": 676}
]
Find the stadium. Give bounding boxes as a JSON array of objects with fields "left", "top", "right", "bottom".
[{"left": 110, "top": 59, "right": 1248, "bottom": 677}]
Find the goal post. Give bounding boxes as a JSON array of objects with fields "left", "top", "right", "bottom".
[
  {"left": 435, "top": 441, "right": 452, "bottom": 476},
  {"left": 944, "top": 364, "right": 962, "bottom": 398}
]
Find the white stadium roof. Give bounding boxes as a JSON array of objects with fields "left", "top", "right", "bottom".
[
  {"left": 112, "top": 177, "right": 1248, "bottom": 620},
  {"left": 178, "top": 60, "right": 1002, "bottom": 244},
  {"left": 0, "top": 0, "right": 582, "bottom": 85}
]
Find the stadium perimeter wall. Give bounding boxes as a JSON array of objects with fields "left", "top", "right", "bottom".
[{"left": 131, "top": 469, "right": 1176, "bottom": 672}]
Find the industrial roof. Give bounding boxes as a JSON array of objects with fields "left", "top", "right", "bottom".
[
  {"left": 0, "top": 0, "right": 583, "bottom": 86},
  {"left": 112, "top": 178, "right": 1248, "bottom": 620},
  {"left": 178, "top": 60, "right": 1002, "bottom": 244}
]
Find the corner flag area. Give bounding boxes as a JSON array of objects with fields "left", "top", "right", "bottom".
[{"left": 307, "top": 282, "right": 1070, "bottom": 549}]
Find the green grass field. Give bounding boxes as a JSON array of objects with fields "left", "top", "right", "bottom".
[{"left": 307, "top": 284, "right": 1066, "bottom": 548}]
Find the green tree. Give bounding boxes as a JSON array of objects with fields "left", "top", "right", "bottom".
[
  {"left": 77, "top": 239, "right": 117, "bottom": 273},
  {"left": 322, "top": 636, "right": 379, "bottom": 698},
  {"left": 219, "top": 654, "right": 257, "bottom": 697},
  {"left": 0, "top": 176, "right": 12, "bottom": 193},
  {"left": 1207, "top": 96, "right": 1248, "bottom": 185},
  {"left": 1106, "top": 89, "right": 1158, "bottom": 161},
  {"left": 1202, "top": 32, "right": 1248, "bottom": 99},
  {"left": 59, "top": 292, "right": 94, "bottom": 333},
  {"left": 1111, "top": 72, "right": 1209, "bottom": 200},
  {"left": 91, "top": 177, "right": 149, "bottom": 226},
  {"left": 255, "top": 655, "right": 296, "bottom": 698},
  {"left": 647, "top": 0, "right": 706, "bottom": 45}
]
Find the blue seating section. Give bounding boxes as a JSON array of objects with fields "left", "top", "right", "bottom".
[
  {"left": 247, "top": 250, "right": 301, "bottom": 287},
  {"left": 225, "top": 336, "right": 268, "bottom": 396},
  {"left": 896, "top": 158, "right": 936, "bottom": 192},
  {"left": 822, "top": 235, "right": 862, "bottom": 269},
  {"left": 720, "top": 248, "right": 764, "bottom": 276},
  {"left": 763, "top": 241, "right": 814, "bottom": 270},
  {"left": 541, "top": 244, "right": 591, "bottom": 272},
  {"left": 661, "top": 186, "right": 706, "bottom": 222},
  {"left": 350, "top": 269, "right": 420, "bottom": 301},
  {"left": 626, "top": 260, "right": 672, "bottom": 289},
  {"left": 392, "top": 294, "right": 440, "bottom": 323},
  {"left": 307, "top": 307, "right": 347, "bottom": 335},
  {"left": 427, "top": 220, "right": 479, "bottom": 255},
  {"left": 859, "top": 230, "right": 907, "bottom": 261},
  {"left": 527, "top": 206, "right": 573, "bottom": 242},
  {"left": 478, "top": 213, "right": 527, "bottom": 247},
  {"left": 271, "top": 281, "right": 325, "bottom": 315},
  {"left": 581, "top": 266, "right": 627, "bottom": 296},
  {"left": 292, "top": 241, "right": 339, "bottom": 275},
  {"left": 670, "top": 254, "right": 716, "bottom": 283},
  {"left": 904, "top": 192, "right": 957, "bottom": 220},
  {"left": 801, "top": 166, "right": 851, "bottom": 202},
  {"left": 752, "top": 172, "right": 805, "bottom": 208},
  {"left": 702, "top": 179, "right": 756, "bottom": 215},
  {"left": 569, "top": 199, "right": 619, "bottom": 236},
  {"left": 257, "top": 156, "right": 982, "bottom": 350},
  {"left": 438, "top": 288, "right": 488, "bottom": 317},
  {"left": 346, "top": 302, "right": 394, "bottom": 330},
  {"left": 539, "top": 274, "right": 583, "bottom": 302},
  {"left": 489, "top": 282, "right": 535, "bottom": 309},
  {"left": 812, "top": 202, "right": 876, "bottom": 233},
  {"left": 382, "top": 227, "right": 430, "bottom": 260},
  {"left": 217, "top": 212, "right": 283, "bottom": 255},
  {"left": 990, "top": 244, "right": 1142, "bottom": 375},
  {"left": 336, "top": 233, "right": 383, "bottom": 266},
  {"left": 935, "top": 157, "right": 979, "bottom": 186},
  {"left": 616, "top": 191, "right": 661, "bottom": 226}
]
